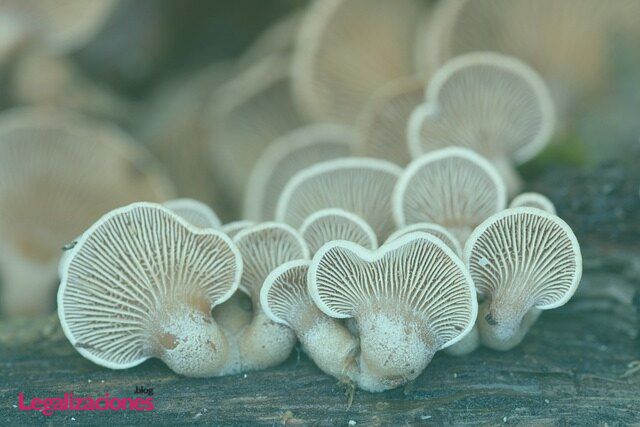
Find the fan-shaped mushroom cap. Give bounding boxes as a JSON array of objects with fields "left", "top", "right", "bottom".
[
  {"left": 393, "top": 147, "right": 506, "bottom": 245},
  {"left": 291, "top": 0, "right": 423, "bottom": 124},
  {"left": 465, "top": 207, "right": 582, "bottom": 350},
  {"left": 309, "top": 233, "right": 477, "bottom": 391},
  {"left": 276, "top": 157, "right": 402, "bottom": 240},
  {"left": 355, "top": 77, "right": 425, "bottom": 166},
  {"left": 408, "top": 52, "right": 555, "bottom": 194},
  {"left": 232, "top": 222, "right": 309, "bottom": 370},
  {"left": 208, "top": 54, "right": 304, "bottom": 213},
  {"left": 1, "top": 0, "right": 120, "bottom": 53},
  {"left": 385, "top": 223, "right": 461, "bottom": 258},
  {"left": 422, "top": 0, "right": 610, "bottom": 114},
  {"left": 57, "top": 203, "right": 242, "bottom": 377},
  {"left": 260, "top": 259, "right": 358, "bottom": 381},
  {"left": 0, "top": 108, "right": 174, "bottom": 316},
  {"left": 222, "top": 220, "right": 255, "bottom": 239},
  {"left": 300, "top": 208, "right": 378, "bottom": 254},
  {"left": 509, "top": 192, "right": 556, "bottom": 215},
  {"left": 164, "top": 198, "right": 221, "bottom": 230},
  {"left": 244, "top": 123, "right": 354, "bottom": 221}
]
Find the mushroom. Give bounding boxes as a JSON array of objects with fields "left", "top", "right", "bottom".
[
  {"left": 385, "top": 223, "right": 461, "bottom": 258},
  {"left": 408, "top": 52, "right": 556, "bottom": 194},
  {"left": 221, "top": 220, "right": 255, "bottom": 239},
  {"left": 393, "top": 147, "right": 507, "bottom": 245},
  {"left": 291, "top": 0, "right": 424, "bottom": 124},
  {"left": 420, "top": 0, "right": 611, "bottom": 116},
  {"left": 244, "top": 123, "right": 354, "bottom": 221},
  {"left": 0, "top": 108, "right": 174, "bottom": 316},
  {"left": 355, "top": 77, "right": 426, "bottom": 166},
  {"left": 208, "top": 54, "right": 304, "bottom": 215},
  {"left": 509, "top": 192, "right": 556, "bottom": 215},
  {"left": 163, "top": 198, "right": 222, "bottom": 230},
  {"left": 276, "top": 157, "right": 402, "bottom": 240},
  {"left": 465, "top": 207, "right": 582, "bottom": 351},
  {"left": 299, "top": 208, "right": 378, "bottom": 254},
  {"left": 233, "top": 222, "right": 310, "bottom": 370},
  {"left": 308, "top": 232, "right": 477, "bottom": 391},
  {"left": 57, "top": 202, "right": 242, "bottom": 377},
  {"left": 260, "top": 259, "right": 358, "bottom": 382}
]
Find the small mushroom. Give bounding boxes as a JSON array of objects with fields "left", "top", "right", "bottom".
[
  {"left": 244, "top": 123, "right": 354, "bottom": 221},
  {"left": 385, "top": 223, "right": 461, "bottom": 258},
  {"left": 509, "top": 192, "right": 556, "bottom": 215},
  {"left": 276, "top": 157, "right": 402, "bottom": 240},
  {"left": 300, "top": 208, "right": 378, "bottom": 254},
  {"left": 0, "top": 108, "right": 174, "bottom": 316},
  {"left": 163, "top": 198, "right": 222, "bottom": 230},
  {"left": 222, "top": 220, "right": 255, "bottom": 239},
  {"left": 308, "top": 233, "right": 477, "bottom": 391},
  {"left": 408, "top": 52, "right": 555, "bottom": 194},
  {"left": 291, "top": 0, "right": 424, "bottom": 124},
  {"left": 57, "top": 203, "right": 242, "bottom": 376},
  {"left": 260, "top": 259, "right": 358, "bottom": 382},
  {"left": 208, "top": 54, "right": 304, "bottom": 214},
  {"left": 233, "top": 222, "right": 310, "bottom": 370},
  {"left": 465, "top": 207, "right": 582, "bottom": 350},
  {"left": 393, "top": 147, "right": 506, "bottom": 245},
  {"left": 355, "top": 77, "right": 426, "bottom": 166}
]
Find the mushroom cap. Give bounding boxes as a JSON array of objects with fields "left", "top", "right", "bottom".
[
  {"left": 308, "top": 232, "right": 477, "bottom": 349},
  {"left": 233, "top": 222, "right": 310, "bottom": 299},
  {"left": 57, "top": 202, "right": 242, "bottom": 369},
  {"left": 163, "top": 198, "right": 222, "bottom": 230},
  {"left": 276, "top": 157, "right": 402, "bottom": 240},
  {"left": 291, "top": 0, "right": 423, "bottom": 124},
  {"left": 408, "top": 52, "right": 556, "bottom": 165},
  {"left": 355, "top": 77, "right": 425, "bottom": 166},
  {"left": 222, "top": 220, "right": 255, "bottom": 239},
  {"left": 385, "top": 223, "right": 461, "bottom": 258},
  {"left": 422, "top": 0, "right": 610, "bottom": 111},
  {"left": 1, "top": 0, "right": 120, "bottom": 53},
  {"left": 464, "top": 207, "right": 582, "bottom": 310},
  {"left": 393, "top": 147, "right": 506, "bottom": 244},
  {"left": 244, "top": 123, "right": 354, "bottom": 221},
  {"left": 208, "top": 54, "right": 304, "bottom": 210},
  {"left": 300, "top": 208, "right": 378, "bottom": 254},
  {"left": 0, "top": 108, "right": 173, "bottom": 268},
  {"left": 509, "top": 192, "right": 556, "bottom": 215},
  {"left": 260, "top": 259, "right": 312, "bottom": 327}
]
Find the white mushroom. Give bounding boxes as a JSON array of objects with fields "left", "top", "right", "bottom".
[
  {"left": 208, "top": 54, "right": 304, "bottom": 213},
  {"left": 300, "top": 208, "right": 378, "bottom": 254},
  {"left": 57, "top": 203, "right": 242, "bottom": 377},
  {"left": 465, "top": 207, "right": 582, "bottom": 351},
  {"left": 291, "top": 0, "right": 424, "bottom": 124},
  {"left": 244, "top": 123, "right": 354, "bottom": 221},
  {"left": 276, "top": 157, "right": 402, "bottom": 240},
  {"left": 308, "top": 233, "right": 477, "bottom": 392},
  {"left": 355, "top": 77, "right": 425, "bottom": 166},
  {"left": 385, "top": 223, "right": 461, "bottom": 258},
  {"left": 261, "top": 259, "right": 357, "bottom": 382},
  {"left": 221, "top": 221, "right": 255, "bottom": 239},
  {"left": 0, "top": 108, "right": 174, "bottom": 316},
  {"left": 408, "top": 52, "right": 555, "bottom": 194},
  {"left": 393, "top": 147, "right": 506, "bottom": 245},
  {"left": 233, "top": 222, "right": 310, "bottom": 371},
  {"left": 509, "top": 192, "right": 556, "bottom": 215},
  {"left": 163, "top": 198, "right": 222, "bottom": 230}
]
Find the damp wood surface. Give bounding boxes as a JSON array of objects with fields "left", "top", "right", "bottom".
[{"left": 1, "top": 162, "right": 639, "bottom": 426}]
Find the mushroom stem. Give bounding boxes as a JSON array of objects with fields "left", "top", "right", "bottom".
[
  {"left": 444, "top": 322, "right": 480, "bottom": 356},
  {"left": 238, "top": 307, "right": 297, "bottom": 371},
  {"left": 478, "top": 300, "right": 541, "bottom": 351},
  {"left": 355, "top": 306, "right": 437, "bottom": 392},
  {"left": 154, "top": 300, "right": 233, "bottom": 377},
  {"left": 492, "top": 156, "right": 522, "bottom": 197},
  {"left": 289, "top": 304, "right": 358, "bottom": 381},
  {"left": 0, "top": 254, "right": 57, "bottom": 316}
]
